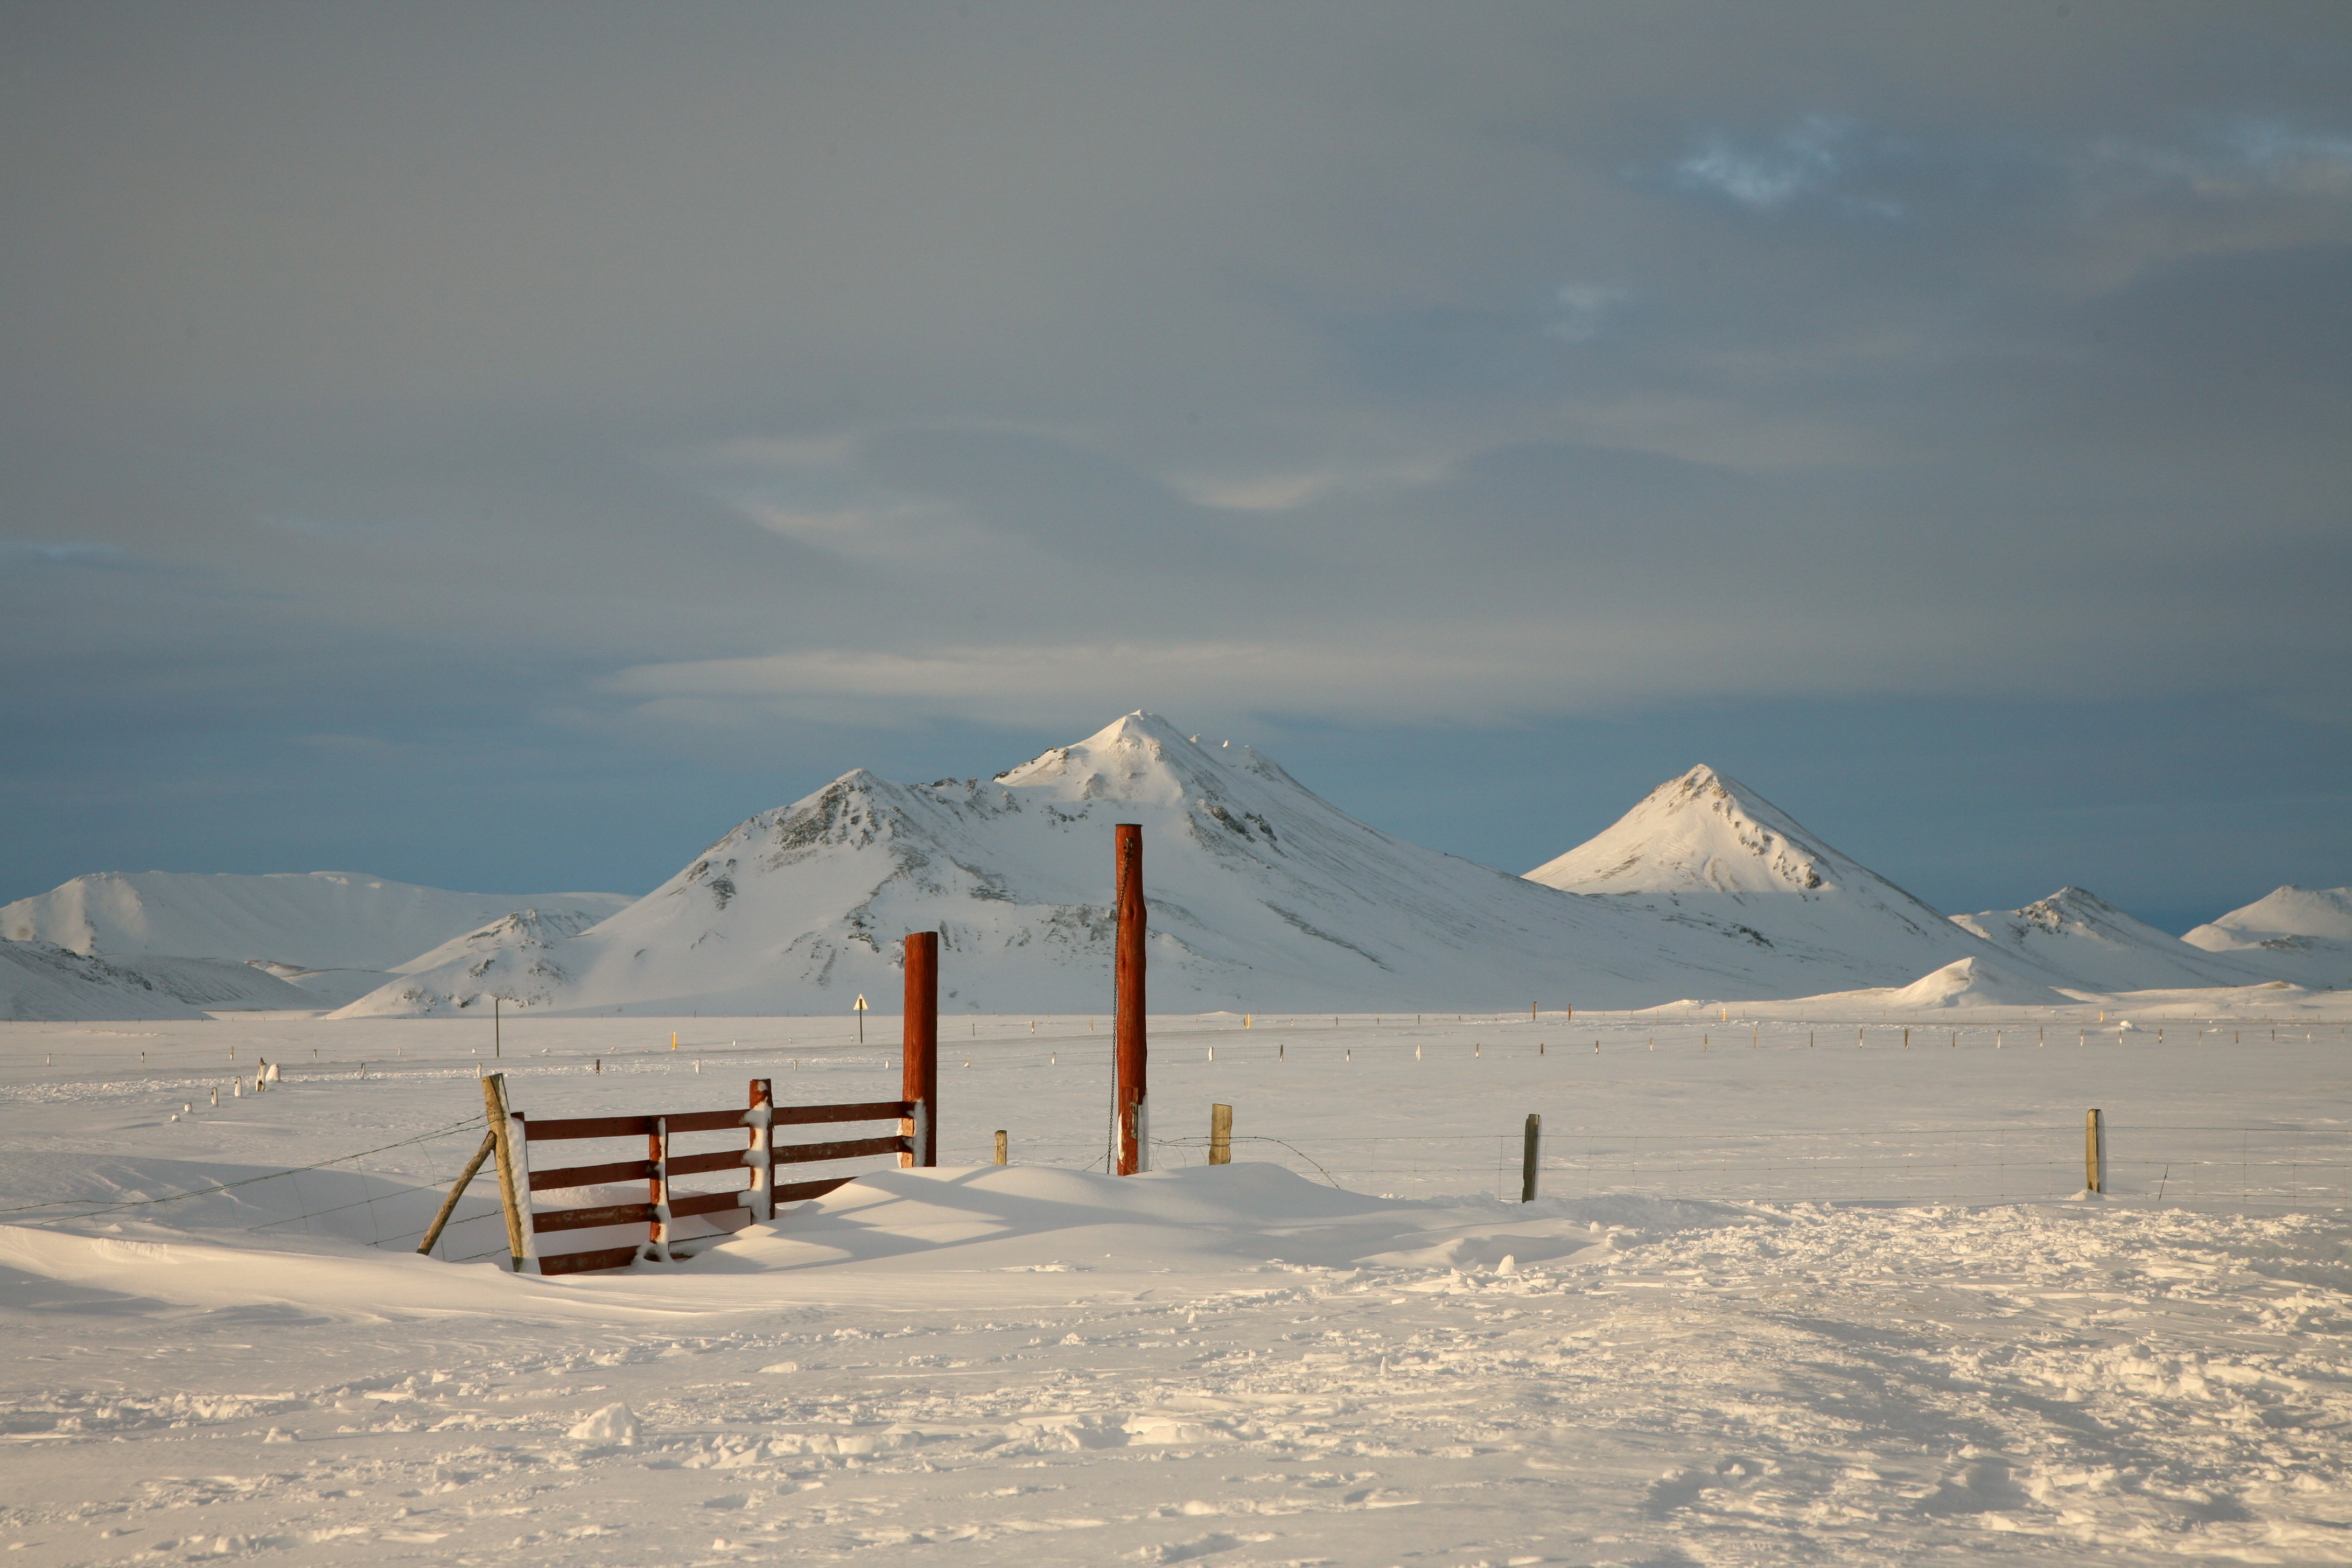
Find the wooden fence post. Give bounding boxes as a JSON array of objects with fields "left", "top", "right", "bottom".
[
  {"left": 648, "top": 1115, "right": 670, "bottom": 1261},
  {"left": 1209, "top": 1103, "right": 1233, "bottom": 1165},
  {"left": 993, "top": 1129, "right": 1008, "bottom": 1166},
  {"left": 748, "top": 1078, "right": 775, "bottom": 1221},
  {"left": 1115, "top": 824, "right": 1148, "bottom": 1175},
  {"left": 901, "top": 932, "right": 938, "bottom": 1168},
  {"left": 1521, "top": 1112, "right": 1542, "bottom": 1202},
  {"left": 480, "top": 1072, "right": 537, "bottom": 1273},
  {"left": 2085, "top": 1108, "right": 2105, "bottom": 1194}
]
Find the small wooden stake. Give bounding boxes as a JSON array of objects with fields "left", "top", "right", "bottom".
[
  {"left": 416, "top": 1130, "right": 498, "bottom": 1256},
  {"left": 2085, "top": 1108, "right": 2105, "bottom": 1194},
  {"left": 1209, "top": 1103, "right": 1233, "bottom": 1165},
  {"left": 994, "top": 1129, "right": 1009, "bottom": 1165},
  {"left": 1520, "top": 1113, "right": 1541, "bottom": 1203}
]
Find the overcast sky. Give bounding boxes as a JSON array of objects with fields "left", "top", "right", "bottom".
[{"left": 5, "top": 2, "right": 2348, "bottom": 933}]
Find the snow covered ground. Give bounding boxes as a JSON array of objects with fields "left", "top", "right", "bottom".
[{"left": 4, "top": 998, "right": 2351, "bottom": 1565}]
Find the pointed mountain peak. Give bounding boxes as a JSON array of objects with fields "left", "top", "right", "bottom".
[
  {"left": 997, "top": 711, "right": 1233, "bottom": 806},
  {"left": 1527, "top": 765, "right": 1887, "bottom": 900},
  {"left": 1958, "top": 886, "right": 2176, "bottom": 943},
  {"left": 2020, "top": 886, "right": 2122, "bottom": 920}
]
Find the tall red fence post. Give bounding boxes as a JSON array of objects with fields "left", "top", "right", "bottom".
[
  {"left": 901, "top": 931, "right": 938, "bottom": 1167},
  {"left": 1115, "top": 824, "right": 1147, "bottom": 1175}
]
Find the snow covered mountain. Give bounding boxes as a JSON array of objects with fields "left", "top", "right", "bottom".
[
  {"left": 1951, "top": 887, "right": 2272, "bottom": 993},
  {"left": 338, "top": 716, "right": 2003, "bottom": 1019},
  {"left": 0, "top": 940, "right": 316, "bottom": 1021},
  {"left": 2181, "top": 886, "right": 2352, "bottom": 989},
  {"left": 1, "top": 871, "right": 633, "bottom": 972},
  {"left": 1522, "top": 765, "right": 2005, "bottom": 985}
]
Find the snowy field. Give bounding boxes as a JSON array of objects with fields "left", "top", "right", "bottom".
[{"left": 4, "top": 1001, "right": 2351, "bottom": 1565}]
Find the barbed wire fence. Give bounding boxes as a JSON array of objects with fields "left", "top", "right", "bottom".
[{"left": 0, "top": 1116, "right": 518, "bottom": 1261}]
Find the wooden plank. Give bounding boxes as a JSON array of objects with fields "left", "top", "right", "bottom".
[
  {"left": 537, "top": 1243, "right": 643, "bottom": 1277},
  {"left": 665, "top": 1147, "right": 752, "bottom": 1179},
  {"left": 771, "top": 1176, "right": 853, "bottom": 1205},
  {"left": 774, "top": 1133, "right": 909, "bottom": 1166},
  {"left": 663, "top": 1108, "right": 754, "bottom": 1135},
  {"left": 529, "top": 1102, "right": 907, "bottom": 1142},
  {"left": 535, "top": 1201, "right": 656, "bottom": 1234},
  {"left": 669, "top": 1189, "right": 748, "bottom": 1221},
  {"left": 772, "top": 1100, "right": 912, "bottom": 1127},
  {"left": 530, "top": 1157, "right": 654, "bottom": 1192},
  {"left": 525, "top": 1114, "right": 654, "bottom": 1143}
]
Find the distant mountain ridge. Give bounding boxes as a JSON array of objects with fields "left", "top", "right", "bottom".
[
  {"left": 0, "top": 940, "right": 316, "bottom": 1021},
  {"left": 12, "top": 718, "right": 2335, "bottom": 1020},
  {"left": 1952, "top": 886, "right": 2269, "bottom": 993},
  {"left": 338, "top": 715, "right": 2056, "bottom": 1018},
  {"left": 1, "top": 871, "right": 633, "bottom": 971}
]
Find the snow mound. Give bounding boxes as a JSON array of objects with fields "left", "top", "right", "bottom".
[
  {"left": 1883, "top": 957, "right": 2074, "bottom": 1009},
  {"left": 1952, "top": 887, "right": 2267, "bottom": 992},
  {"left": 568, "top": 1403, "right": 641, "bottom": 1446},
  {"left": 2182, "top": 886, "right": 2352, "bottom": 989},
  {"left": 1, "top": 871, "right": 632, "bottom": 971}
]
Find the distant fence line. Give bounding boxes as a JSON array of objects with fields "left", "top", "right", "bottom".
[
  {"left": 1011, "top": 1122, "right": 2352, "bottom": 1210},
  {"left": 5, "top": 1118, "right": 2344, "bottom": 1271}
]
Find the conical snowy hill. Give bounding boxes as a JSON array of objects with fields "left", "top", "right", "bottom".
[
  {"left": 1952, "top": 887, "right": 2269, "bottom": 992},
  {"left": 1524, "top": 765, "right": 2001, "bottom": 981},
  {"left": 338, "top": 715, "right": 1962, "bottom": 1018},
  {"left": 2181, "top": 885, "right": 2352, "bottom": 989}
]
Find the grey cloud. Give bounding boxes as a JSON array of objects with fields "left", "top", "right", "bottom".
[{"left": 2, "top": 1, "right": 2347, "bottom": 907}]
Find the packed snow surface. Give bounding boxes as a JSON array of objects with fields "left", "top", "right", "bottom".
[
  {"left": 3, "top": 1000, "right": 2349, "bottom": 1565},
  {"left": 1, "top": 870, "right": 632, "bottom": 971}
]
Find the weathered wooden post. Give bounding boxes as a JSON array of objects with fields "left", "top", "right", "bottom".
[
  {"left": 1521, "top": 1112, "right": 1542, "bottom": 1202},
  {"left": 2085, "top": 1108, "right": 2105, "bottom": 1194},
  {"left": 416, "top": 1130, "right": 498, "bottom": 1257},
  {"left": 1209, "top": 1103, "right": 1233, "bottom": 1165},
  {"left": 480, "top": 1072, "right": 537, "bottom": 1273},
  {"left": 993, "top": 1129, "right": 1008, "bottom": 1165},
  {"left": 901, "top": 933, "right": 939, "bottom": 1167},
  {"left": 1115, "top": 824, "right": 1148, "bottom": 1175},
  {"left": 747, "top": 1077, "right": 775, "bottom": 1220},
  {"left": 648, "top": 1115, "right": 670, "bottom": 1260}
]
